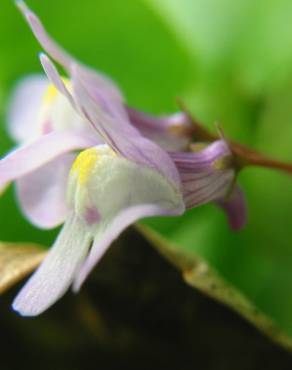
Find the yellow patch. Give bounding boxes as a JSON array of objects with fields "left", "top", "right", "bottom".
[
  {"left": 43, "top": 84, "right": 58, "bottom": 106},
  {"left": 42, "top": 78, "right": 71, "bottom": 106},
  {"left": 71, "top": 146, "right": 117, "bottom": 186},
  {"left": 71, "top": 148, "right": 99, "bottom": 185}
]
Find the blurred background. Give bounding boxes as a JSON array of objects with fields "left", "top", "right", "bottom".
[{"left": 2, "top": 0, "right": 292, "bottom": 368}]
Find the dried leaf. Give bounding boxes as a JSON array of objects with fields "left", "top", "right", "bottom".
[
  {"left": 0, "top": 242, "right": 46, "bottom": 294},
  {"left": 137, "top": 224, "right": 292, "bottom": 352}
]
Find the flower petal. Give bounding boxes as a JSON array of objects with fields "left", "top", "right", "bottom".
[
  {"left": 7, "top": 74, "right": 48, "bottom": 142},
  {"left": 127, "top": 107, "right": 191, "bottom": 151},
  {"left": 67, "top": 144, "right": 185, "bottom": 290},
  {"left": 16, "top": 2, "right": 182, "bottom": 188},
  {"left": 169, "top": 140, "right": 235, "bottom": 208},
  {"left": 13, "top": 144, "right": 186, "bottom": 315},
  {"left": 16, "top": 0, "right": 73, "bottom": 69},
  {"left": 16, "top": 154, "right": 75, "bottom": 229},
  {"left": 17, "top": 0, "right": 123, "bottom": 103},
  {"left": 39, "top": 53, "right": 74, "bottom": 106},
  {"left": 68, "top": 145, "right": 185, "bottom": 225},
  {"left": 217, "top": 186, "right": 247, "bottom": 230},
  {"left": 39, "top": 53, "right": 182, "bottom": 188},
  {"left": 12, "top": 214, "right": 91, "bottom": 316},
  {"left": 73, "top": 204, "right": 182, "bottom": 291},
  {"left": 0, "top": 130, "right": 94, "bottom": 191},
  {"left": 71, "top": 67, "right": 181, "bottom": 187}
]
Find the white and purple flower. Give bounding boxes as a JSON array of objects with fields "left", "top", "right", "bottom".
[{"left": 0, "top": 1, "right": 246, "bottom": 316}]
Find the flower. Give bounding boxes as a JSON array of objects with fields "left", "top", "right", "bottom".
[
  {"left": 1, "top": 1, "right": 246, "bottom": 316},
  {"left": 170, "top": 143, "right": 246, "bottom": 230},
  {"left": 4, "top": 72, "right": 188, "bottom": 229},
  {"left": 2, "top": 74, "right": 98, "bottom": 228}
]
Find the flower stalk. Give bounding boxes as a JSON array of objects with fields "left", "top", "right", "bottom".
[{"left": 178, "top": 99, "right": 292, "bottom": 175}]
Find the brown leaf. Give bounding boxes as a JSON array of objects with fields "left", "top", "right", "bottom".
[
  {"left": 136, "top": 224, "right": 292, "bottom": 352},
  {"left": 0, "top": 242, "right": 47, "bottom": 294}
]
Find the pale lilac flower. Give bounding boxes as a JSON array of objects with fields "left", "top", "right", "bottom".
[
  {"left": 1, "top": 74, "right": 98, "bottom": 228},
  {"left": 127, "top": 108, "right": 191, "bottom": 151},
  {"left": 3, "top": 2, "right": 246, "bottom": 316},
  {"left": 170, "top": 144, "right": 246, "bottom": 230}
]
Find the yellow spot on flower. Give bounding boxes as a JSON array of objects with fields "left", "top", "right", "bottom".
[
  {"left": 42, "top": 78, "right": 71, "bottom": 106},
  {"left": 43, "top": 84, "right": 58, "bottom": 105},
  {"left": 71, "top": 148, "right": 99, "bottom": 185},
  {"left": 71, "top": 146, "right": 116, "bottom": 186}
]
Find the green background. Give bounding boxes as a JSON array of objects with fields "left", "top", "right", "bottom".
[{"left": 2, "top": 0, "right": 292, "bottom": 343}]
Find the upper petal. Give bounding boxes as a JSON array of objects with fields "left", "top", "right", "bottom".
[
  {"left": 40, "top": 54, "right": 182, "bottom": 188},
  {"left": 127, "top": 107, "right": 191, "bottom": 151},
  {"left": 17, "top": 1, "right": 123, "bottom": 103},
  {"left": 16, "top": 0, "right": 73, "bottom": 69},
  {"left": 16, "top": 2, "right": 182, "bottom": 188},
  {"left": 71, "top": 66, "right": 181, "bottom": 187}
]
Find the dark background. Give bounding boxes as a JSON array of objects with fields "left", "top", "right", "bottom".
[{"left": 1, "top": 230, "right": 292, "bottom": 370}]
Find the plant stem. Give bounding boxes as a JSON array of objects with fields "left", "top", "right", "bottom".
[{"left": 179, "top": 100, "right": 292, "bottom": 175}]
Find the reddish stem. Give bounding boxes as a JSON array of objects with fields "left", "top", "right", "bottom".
[{"left": 178, "top": 100, "right": 292, "bottom": 175}]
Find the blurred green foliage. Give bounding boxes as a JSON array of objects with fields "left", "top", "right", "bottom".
[{"left": 2, "top": 0, "right": 292, "bottom": 345}]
